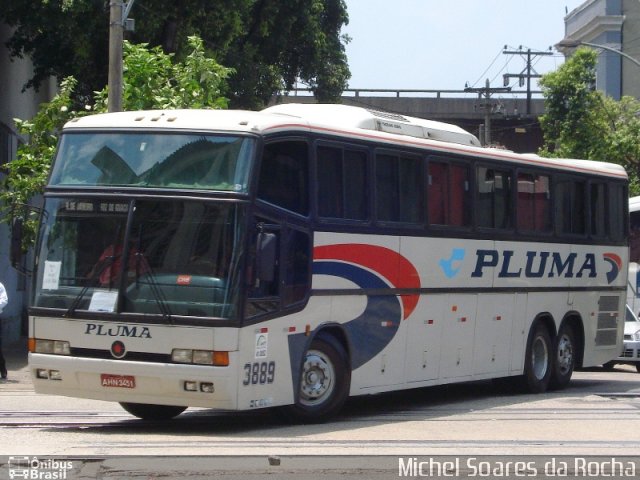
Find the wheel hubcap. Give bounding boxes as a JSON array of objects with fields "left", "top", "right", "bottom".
[
  {"left": 531, "top": 335, "right": 549, "bottom": 380},
  {"left": 300, "top": 350, "right": 334, "bottom": 406},
  {"left": 557, "top": 334, "right": 573, "bottom": 375}
]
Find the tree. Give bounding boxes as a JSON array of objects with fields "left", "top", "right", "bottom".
[
  {"left": 1, "top": 0, "right": 109, "bottom": 102},
  {"left": 2, "top": 77, "right": 80, "bottom": 247},
  {"left": 539, "top": 47, "right": 640, "bottom": 194},
  {"left": 1, "top": 0, "right": 351, "bottom": 108},
  {"left": 93, "top": 36, "right": 232, "bottom": 110},
  {"left": 1, "top": 37, "right": 232, "bottom": 247}
]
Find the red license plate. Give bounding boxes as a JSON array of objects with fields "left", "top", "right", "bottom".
[{"left": 100, "top": 374, "right": 136, "bottom": 389}]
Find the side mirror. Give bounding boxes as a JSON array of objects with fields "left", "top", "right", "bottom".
[{"left": 256, "top": 232, "right": 277, "bottom": 282}]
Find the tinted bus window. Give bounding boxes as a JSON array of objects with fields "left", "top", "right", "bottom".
[
  {"left": 317, "top": 145, "right": 368, "bottom": 221},
  {"left": 258, "top": 141, "right": 309, "bottom": 215},
  {"left": 590, "top": 182, "right": 607, "bottom": 238},
  {"left": 428, "top": 160, "right": 470, "bottom": 227},
  {"left": 555, "top": 179, "right": 586, "bottom": 235},
  {"left": 375, "top": 152, "right": 423, "bottom": 224},
  {"left": 609, "top": 183, "right": 626, "bottom": 243},
  {"left": 517, "top": 172, "right": 551, "bottom": 233},
  {"left": 477, "top": 166, "right": 513, "bottom": 229}
]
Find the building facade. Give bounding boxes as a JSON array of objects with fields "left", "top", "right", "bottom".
[
  {"left": 560, "top": 0, "right": 640, "bottom": 100},
  {"left": 0, "top": 23, "right": 57, "bottom": 344}
]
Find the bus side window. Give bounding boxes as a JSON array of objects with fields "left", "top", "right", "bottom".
[
  {"left": 246, "top": 219, "right": 281, "bottom": 317},
  {"left": 428, "top": 160, "right": 470, "bottom": 227},
  {"left": 517, "top": 172, "right": 551, "bottom": 233},
  {"left": 317, "top": 146, "right": 343, "bottom": 218},
  {"left": 609, "top": 183, "right": 626, "bottom": 243},
  {"left": 555, "top": 179, "right": 586, "bottom": 236},
  {"left": 246, "top": 225, "right": 310, "bottom": 317},
  {"left": 282, "top": 229, "right": 311, "bottom": 306},
  {"left": 317, "top": 145, "right": 368, "bottom": 221},
  {"left": 477, "top": 166, "right": 513, "bottom": 229},
  {"left": 428, "top": 161, "right": 448, "bottom": 224},
  {"left": 450, "top": 164, "right": 470, "bottom": 226},
  {"left": 258, "top": 141, "right": 309, "bottom": 216},
  {"left": 590, "top": 182, "right": 607, "bottom": 238},
  {"left": 375, "top": 152, "right": 423, "bottom": 224}
]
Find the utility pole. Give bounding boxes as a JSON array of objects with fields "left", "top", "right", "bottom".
[
  {"left": 108, "top": 0, "right": 124, "bottom": 112},
  {"left": 108, "top": 0, "right": 136, "bottom": 112},
  {"left": 502, "top": 47, "right": 553, "bottom": 115},
  {"left": 464, "top": 79, "right": 511, "bottom": 146}
]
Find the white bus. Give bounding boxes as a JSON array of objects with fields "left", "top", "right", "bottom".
[
  {"left": 627, "top": 196, "right": 640, "bottom": 315},
  {"left": 24, "top": 104, "right": 628, "bottom": 422}
]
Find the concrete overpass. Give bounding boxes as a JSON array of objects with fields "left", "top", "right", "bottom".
[{"left": 273, "top": 89, "right": 546, "bottom": 153}]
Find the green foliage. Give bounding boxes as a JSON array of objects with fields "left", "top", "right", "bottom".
[
  {"left": 3, "top": 77, "right": 81, "bottom": 207},
  {"left": 93, "top": 36, "right": 232, "bottom": 110},
  {"left": 1, "top": 77, "right": 83, "bottom": 247},
  {"left": 221, "top": 0, "right": 351, "bottom": 107},
  {"left": 1, "top": 0, "right": 351, "bottom": 109},
  {"left": 1, "top": 37, "right": 231, "bottom": 246},
  {"left": 539, "top": 47, "right": 640, "bottom": 195},
  {"left": 1, "top": 0, "right": 109, "bottom": 101}
]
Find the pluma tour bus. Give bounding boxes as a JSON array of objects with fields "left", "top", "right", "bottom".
[{"left": 25, "top": 103, "right": 628, "bottom": 421}]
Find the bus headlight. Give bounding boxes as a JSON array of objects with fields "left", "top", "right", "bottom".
[
  {"left": 32, "top": 338, "right": 71, "bottom": 355},
  {"left": 171, "top": 349, "right": 193, "bottom": 364},
  {"left": 171, "top": 349, "right": 229, "bottom": 366}
]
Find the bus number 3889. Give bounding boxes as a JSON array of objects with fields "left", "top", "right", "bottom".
[{"left": 242, "top": 361, "right": 276, "bottom": 386}]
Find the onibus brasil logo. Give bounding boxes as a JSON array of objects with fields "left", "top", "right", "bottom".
[
  {"left": 8, "top": 457, "right": 73, "bottom": 479},
  {"left": 439, "top": 248, "right": 622, "bottom": 284}
]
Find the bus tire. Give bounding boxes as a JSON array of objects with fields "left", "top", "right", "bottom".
[
  {"left": 550, "top": 323, "right": 576, "bottom": 390},
  {"left": 119, "top": 402, "right": 187, "bottom": 420},
  {"left": 282, "top": 335, "right": 350, "bottom": 423},
  {"left": 520, "top": 323, "right": 552, "bottom": 393}
]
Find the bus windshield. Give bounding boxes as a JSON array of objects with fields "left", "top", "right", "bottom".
[
  {"left": 33, "top": 198, "right": 246, "bottom": 319},
  {"left": 49, "top": 132, "right": 255, "bottom": 191}
]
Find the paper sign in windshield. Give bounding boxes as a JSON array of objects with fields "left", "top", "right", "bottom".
[
  {"left": 42, "top": 261, "right": 62, "bottom": 290},
  {"left": 89, "top": 290, "right": 118, "bottom": 312}
]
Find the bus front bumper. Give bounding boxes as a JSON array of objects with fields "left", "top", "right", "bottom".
[{"left": 29, "top": 353, "right": 238, "bottom": 409}]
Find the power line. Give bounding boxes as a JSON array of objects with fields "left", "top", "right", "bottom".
[
  {"left": 489, "top": 53, "right": 514, "bottom": 85},
  {"left": 502, "top": 47, "right": 554, "bottom": 115},
  {"left": 470, "top": 48, "right": 504, "bottom": 89}
]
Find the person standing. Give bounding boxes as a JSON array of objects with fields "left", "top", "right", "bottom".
[{"left": 0, "top": 282, "right": 7, "bottom": 379}]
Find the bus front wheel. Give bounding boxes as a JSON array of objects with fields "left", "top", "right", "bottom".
[
  {"left": 282, "top": 335, "right": 350, "bottom": 423},
  {"left": 520, "top": 323, "right": 552, "bottom": 393},
  {"left": 119, "top": 402, "right": 187, "bottom": 420}
]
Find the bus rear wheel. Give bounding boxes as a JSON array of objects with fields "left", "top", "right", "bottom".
[
  {"left": 520, "top": 323, "right": 552, "bottom": 393},
  {"left": 281, "top": 335, "right": 350, "bottom": 423},
  {"left": 550, "top": 323, "right": 576, "bottom": 390},
  {"left": 119, "top": 402, "right": 187, "bottom": 420}
]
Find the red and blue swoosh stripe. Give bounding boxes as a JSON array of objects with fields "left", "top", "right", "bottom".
[
  {"left": 603, "top": 252, "right": 622, "bottom": 284},
  {"left": 311, "top": 244, "right": 420, "bottom": 369}
]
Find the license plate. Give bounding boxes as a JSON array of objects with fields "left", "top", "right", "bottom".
[{"left": 100, "top": 374, "right": 136, "bottom": 389}]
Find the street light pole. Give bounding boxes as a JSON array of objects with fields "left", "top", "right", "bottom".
[{"left": 556, "top": 39, "right": 640, "bottom": 69}]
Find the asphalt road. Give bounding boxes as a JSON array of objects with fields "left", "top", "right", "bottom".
[{"left": 1, "top": 341, "right": 640, "bottom": 479}]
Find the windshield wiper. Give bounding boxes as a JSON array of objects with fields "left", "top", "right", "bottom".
[
  {"left": 135, "top": 253, "right": 172, "bottom": 322},
  {"left": 65, "top": 254, "right": 118, "bottom": 316}
]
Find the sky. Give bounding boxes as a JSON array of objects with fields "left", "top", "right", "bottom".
[{"left": 342, "top": 0, "right": 587, "bottom": 93}]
